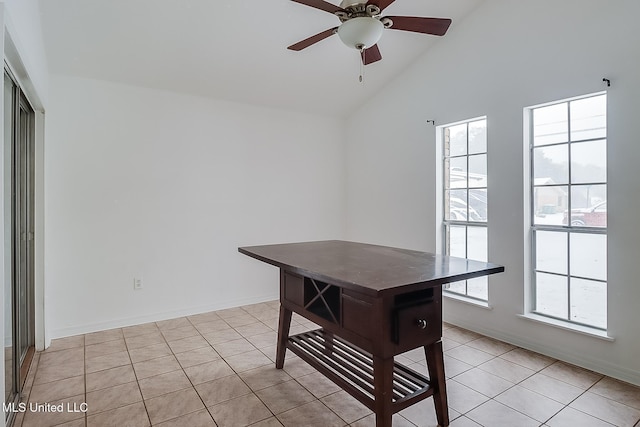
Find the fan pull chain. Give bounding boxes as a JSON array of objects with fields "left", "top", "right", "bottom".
[{"left": 359, "top": 47, "right": 365, "bottom": 83}]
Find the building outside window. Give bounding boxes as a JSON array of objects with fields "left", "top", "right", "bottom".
[
  {"left": 528, "top": 93, "right": 607, "bottom": 330},
  {"left": 442, "top": 118, "right": 488, "bottom": 301}
]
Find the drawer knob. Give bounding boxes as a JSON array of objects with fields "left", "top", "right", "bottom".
[{"left": 416, "top": 319, "right": 428, "bottom": 329}]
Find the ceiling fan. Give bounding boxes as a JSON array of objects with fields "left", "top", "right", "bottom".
[{"left": 287, "top": 0, "right": 452, "bottom": 65}]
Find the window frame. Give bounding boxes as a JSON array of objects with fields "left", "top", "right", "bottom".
[
  {"left": 528, "top": 92, "right": 608, "bottom": 331},
  {"left": 441, "top": 117, "right": 489, "bottom": 302}
]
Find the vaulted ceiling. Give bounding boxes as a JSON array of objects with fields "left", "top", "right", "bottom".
[{"left": 40, "top": 0, "right": 482, "bottom": 117}]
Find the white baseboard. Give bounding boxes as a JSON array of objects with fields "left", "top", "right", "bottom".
[
  {"left": 444, "top": 315, "right": 640, "bottom": 387},
  {"left": 49, "top": 293, "right": 279, "bottom": 341}
]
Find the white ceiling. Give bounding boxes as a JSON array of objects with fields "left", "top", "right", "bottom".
[{"left": 39, "top": 0, "right": 482, "bottom": 117}]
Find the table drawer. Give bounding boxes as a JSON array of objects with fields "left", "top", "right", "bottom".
[{"left": 392, "top": 300, "right": 441, "bottom": 348}]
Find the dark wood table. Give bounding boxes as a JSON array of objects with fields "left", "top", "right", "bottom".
[{"left": 239, "top": 240, "right": 504, "bottom": 426}]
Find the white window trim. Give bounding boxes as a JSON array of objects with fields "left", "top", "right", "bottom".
[
  {"left": 437, "top": 116, "right": 490, "bottom": 302},
  {"left": 524, "top": 92, "right": 608, "bottom": 332},
  {"left": 444, "top": 291, "right": 493, "bottom": 309},
  {"left": 518, "top": 313, "right": 614, "bottom": 341}
]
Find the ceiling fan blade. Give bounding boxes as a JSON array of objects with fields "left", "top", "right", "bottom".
[
  {"left": 287, "top": 27, "right": 338, "bottom": 51},
  {"left": 290, "top": 0, "right": 345, "bottom": 14},
  {"left": 361, "top": 44, "right": 382, "bottom": 65},
  {"left": 385, "top": 16, "right": 452, "bottom": 36},
  {"left": 366, "top": 0, "right": 396, "bottom": 12}
]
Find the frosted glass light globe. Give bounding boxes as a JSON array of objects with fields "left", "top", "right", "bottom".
[{"left": 337, "top": 17, "right": 384, "bottom": 50}]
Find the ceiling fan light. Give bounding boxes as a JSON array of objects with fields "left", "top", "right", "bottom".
[{"left": 337, "top": 17, "right": 383, "bottom": 50}]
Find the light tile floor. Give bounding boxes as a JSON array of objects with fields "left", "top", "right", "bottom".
[{"left": 14, "top": 301, "right": 640, "bottom": 427}]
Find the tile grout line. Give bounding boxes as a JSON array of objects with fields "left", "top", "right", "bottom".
[
  {"left": 159, "top": 308, "right": 287, "bottom": 425},
  {"left": 206, "top": 308, "right": 292, "bottom": 426},
  {"left": 444, "top": 339, "right": 564, "bottom": 426},
  {"left": 560, "top": 378, "right": 640, "bottom": 427},
  {"left": 227, "top": 307, "right": 355, "bottom": 426},
  {"left": 444, "top": 332, "right": 634, "bottom": 427},
  {"left": 121, "top": 327, "right": 153, "bottom": 427},
  {"left": 182, "top": 313, "right": 238, "bottom": 426},
  {"left": 233, "top": 306, "right": 292, "bottom": 427}
]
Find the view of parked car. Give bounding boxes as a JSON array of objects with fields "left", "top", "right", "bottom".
[
  {"left": 563, "top": 201, "right": 607, "bottom": 227},
  {"left": 449, "top": 197, "right": 483, "bottom": 222}
]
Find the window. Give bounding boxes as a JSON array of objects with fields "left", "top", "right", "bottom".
[
  {"left": 528, "top": 93, "right": 607, "bottom": 330},
  {"left": 442, "top": 118, "right": 488, "bottom": 300}
]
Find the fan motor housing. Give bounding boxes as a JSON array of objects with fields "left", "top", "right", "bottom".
[{"left": 336, "top": 1, "right": 381, "bottom": 22}]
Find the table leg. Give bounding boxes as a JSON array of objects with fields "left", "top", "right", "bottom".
[
  {"left": 275, "top": 305, "right": 292, "bottom": 369},
  {"left": 323, "top": 331, "right": 334, "bottom": 356},
  {"left": 425, "top": 340, "right": 449, "bottom": 426},
  {"left": 373, "top": 355, "right": 394, "bottom": 427}
]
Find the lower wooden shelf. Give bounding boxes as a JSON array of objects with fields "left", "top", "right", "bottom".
[{"left": 287, "top": 329, "right": 434, "bottom": 413}]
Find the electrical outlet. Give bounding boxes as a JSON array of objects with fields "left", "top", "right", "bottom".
[{"left": 134, "top": 277, "right": 143, "bottom": 290}]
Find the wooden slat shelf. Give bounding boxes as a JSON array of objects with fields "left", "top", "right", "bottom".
[{"left": 287, "top": 329, "right": 434, "bottom": 413}]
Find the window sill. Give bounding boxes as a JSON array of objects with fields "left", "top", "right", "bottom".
[
  {"left": 443, "top": 292, "right": 492, "bottom": 310},
  {"left": 519, "top": 313, "right": 614, "bottom": 341}
]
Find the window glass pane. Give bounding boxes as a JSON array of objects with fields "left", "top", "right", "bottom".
[
  {"left": 570, "top": 233, "right": 607, "bottom": 281},
  {"left": 535, "top": 231, "right": 567, "bottom": 274},
  {"left": 448, "top": 124, "right": 467, "bottom": 157},
  {"left": 569, "top": 185, "right": 606, "bottom": 228},
  {"left": 469, "top": 189, "right": 487, "bottom": 222},
  {"left": 533, "top": 103, "right": 568, "bottom": 146},
  {"left": 467, "top": 227, "right": 487, "bottom": 262},
  {"left": 467, "top": 276, "right": 488, "bottom": 300},
  {"left": 447, "top": 281, "right": 466, "bottom": 294},
  {"left": 533, "top": 185, "right": 567, "bottom": 226},
  {"left": 570, "top": 278, "right": 607, "bottom": 329},
  {"left": 535, "top": 273, "right": 568, "bottom": 319},
  {"left": 448, "top": 226, "right": 466, "bottom": 258},
  {"left": 571, "top": 140, "right": 606, "bottom": 184},
  {"left": 570, "top": 95, "right": 606, "bottom": 141},
  {"left": 446, "top": 189, "right": 468, "bottom": 221},
  {"left": 468, "top": 154, "right": 487, "bottom": 188},
  {"left": 533, "top": 144, "right": 569, "bottom": 184},
  {"left": 468, "top": 120, "right": 486, "bottom": 154},
  {"left": 571, "top": 184, "right": 607, "bottom": 209},
  {"left": 448, "top": 157, "right": 467, "bottom": 189}
]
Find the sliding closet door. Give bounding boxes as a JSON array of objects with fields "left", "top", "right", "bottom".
[
  {"left": 3, "top": 70, "right": 15, "bottom": 414},
  {"left": 16, "top": 89, "right": 35, "bottom": 384},
  {"left": 4, "top": 69, "right": 35, "bottom": 425}
]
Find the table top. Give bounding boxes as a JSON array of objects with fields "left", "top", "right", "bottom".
[{"left": 239, "top": 240, "right": 504, "bottom": 297}]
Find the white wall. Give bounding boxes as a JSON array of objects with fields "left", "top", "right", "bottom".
[
  {"left": 345, "top": 0, "right": 640, "bottom": 385},
  {"left": 2, "top": 0, "right": 48, "bottom": 108},
  {"left": 45, "top": 75, "right": 346, "bottom": 338}
]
